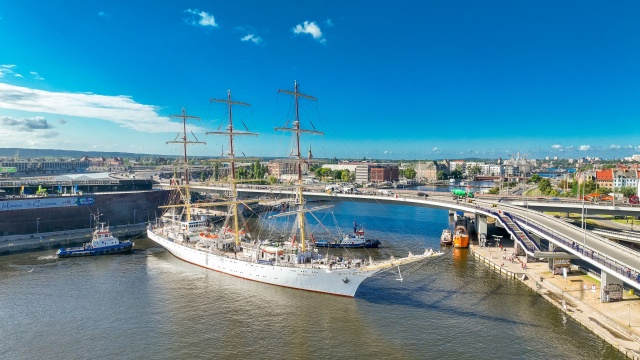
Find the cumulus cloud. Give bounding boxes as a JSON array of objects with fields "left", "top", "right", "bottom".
[
  {"left": 0, "top": 116, "right": 53, "bottom": 131},
  {"left": 185, "top": 9, "right": 218, "bottom": 27},
  {"left": 579, "top": 145, "right": 591, "bottom": 151},
  {"left": 432, "top": 147, "right": 439, "bottom": 152},
  {"left": 609, "top": 144, "right": 621, "bottom": 149},
  {"left": 551, "top": 144, "right": 563, "bottom": 150},
  {"left": 241, "top": 34, "right": 262, "bottom": 44},
  {"left": 29, "top": 71, "right": 44, "bottom": 80},
  {"left": 292, "top": 21, "right": 325, "bottom": 43},
  {"left": 0, "top": 83, "right": 202, "bottom": 134}
]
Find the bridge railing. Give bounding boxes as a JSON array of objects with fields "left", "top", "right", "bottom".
[
  {"left": 476, "top": 206, "right": 538, "bottom": 254},
  {"left": 592, "top": 228, "right": 640, "bottom": 239},
  {"left": 500, "top": 203, "right": 640, "bottom": 262},
  {"left": 501, "top": 211, "right": 541, "bottom": 252},
  {"left": 516, "top": 216, "right": 640, "bottom": 278}
]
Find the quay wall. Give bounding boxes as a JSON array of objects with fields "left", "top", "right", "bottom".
[
  {"left": 470, "top": 246, "right": 640, "bottom": 359},
  {"left": 0, "top": 224, "right": 148, "bottom": 255},
  {"left": 0, "top": 190, "right": 170, "bottom": 236}
]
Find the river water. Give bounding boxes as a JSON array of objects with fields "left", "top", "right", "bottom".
[{"left": 0, "top": 201, "right": 624, "bottom": 359}]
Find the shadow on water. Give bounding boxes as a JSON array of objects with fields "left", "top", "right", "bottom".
[{"left": 356, "top": 278, "right": 535, "bottom": 327}]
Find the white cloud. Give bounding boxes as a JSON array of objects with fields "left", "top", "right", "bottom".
[
  {"left": 185, "top": 9, "right": 218, "bottom": 28},
  {"left": 0, "top": 83, "right": 203, "bottom": 134},
  {"left": 609, "top": 144, "right": 621, "bottom": 149},
  {"left": 241, "top": 34, "right": 262, "bottom": 44},
  {"left": 14, "top": 73, "right": 23, "bottom": 78},
  {"left": 0, "top": 64, "right": 17, "bottom": 78},
  {"left": 29, "top": 71, "right": 44, "bottom": 80},
  {"left": 432, "top": 147, "right": 439, "bottom": 151},
  {"left": 551, "top": 144, "right": 562, "bottom": 150},
  {"left": 98, "top": 11, "right": 110, "bottom": 18},
  {"left": 292, "top": 21, "right": 325, "bottom": 43},
  {"left": 579, "top": 145, "right": 591, "bottom": 151},
  {"left": 325, "top": 18, "right": 334, "bottom": 27}
]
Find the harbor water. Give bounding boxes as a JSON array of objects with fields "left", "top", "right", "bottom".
[{"left": 0, "top": 201, "right": 624, "bottom": 359}]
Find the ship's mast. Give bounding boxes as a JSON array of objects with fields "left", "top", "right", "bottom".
[
  {"left": 208, "top": 91, "right": 257, "bottom": 246},
  {"left": 167, "top": 108, "right": 205, "bottom": 222},
  {"left": 275, "top": 81, "right": 322, "bottom": 252}
]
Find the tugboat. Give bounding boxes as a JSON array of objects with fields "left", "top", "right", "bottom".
[
  {"left": 452, "top": 219, "right": 469, "bottom": 249},
  {"left": 314, "top": 221, "right": 381, "bottom": 248},
  {"left": 56, "top": 215, "right": 133, "bottom": 258}
]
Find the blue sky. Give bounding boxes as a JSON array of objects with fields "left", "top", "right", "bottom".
[{"left": 1, "top": 1, "right": 640, "bottom": 160}]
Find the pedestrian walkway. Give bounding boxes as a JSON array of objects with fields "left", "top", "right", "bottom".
[{"left": 471, "top": 244, "right": 640, "bottom": 359}]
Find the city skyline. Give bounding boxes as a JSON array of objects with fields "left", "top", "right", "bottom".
[{"left": 1, "top": 1, "right": 640, "bottom": 160}]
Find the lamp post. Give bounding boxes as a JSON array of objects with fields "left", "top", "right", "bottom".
[
  {"left": 133, "top": 210, "right": 137, "bottom": 224},
  {"left": 36, "top": 218, "right": 40, "bottom": 234},
  {"left": 581, "top": 173, "right": 586, "bottom": 247}
]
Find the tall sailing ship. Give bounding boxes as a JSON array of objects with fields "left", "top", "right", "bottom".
[{"left": 147, "top": 83, "right": 442, "bottom": 297}]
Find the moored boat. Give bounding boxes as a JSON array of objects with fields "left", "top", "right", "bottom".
[
  {"left": 57, "top": 215, "right": 133, "bottom": 257},
  {"left": 452, "top": 223, "right": 469, "bottom": 248},
  {"left": 440, "top": 229, "right": 452, "bottom": 245},
  {"left": 314, "top": 221, "right": 381, "bottom": 248}
]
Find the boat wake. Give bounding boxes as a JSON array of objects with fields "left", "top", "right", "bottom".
[{"left": 37, "top": 255, "right": 57, "bottom": 261}]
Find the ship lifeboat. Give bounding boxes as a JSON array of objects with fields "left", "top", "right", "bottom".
[
  {"left": 261, "top": 246, "right": 284, "bottom": 255},
  {"left": 223, "top": 227, "right": 246, "bottom": 235},
  {"left": 199, "top": 232, "right": 219, "bottom": 239}
]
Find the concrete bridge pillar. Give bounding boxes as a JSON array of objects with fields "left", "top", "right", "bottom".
[
  {"left": 600, "top": 270, "right": 623, "bottom": 303},
  {"left": 475, "top": 214, "right": 487, "bottom": 237}
]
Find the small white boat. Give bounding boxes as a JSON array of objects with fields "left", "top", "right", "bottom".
[{"left": 440, "top": 229, "right": 452, "bottom": 246}]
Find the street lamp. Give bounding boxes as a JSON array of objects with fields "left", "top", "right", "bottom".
[
  {"left": 581, "top": 173, "right": 585, "bottom": 245},
  {"left": 36, "top": 218, "right": 40, "bottom": 233},
  {"left": 133, "top": 210, "right": 137, "bottom": 224}
]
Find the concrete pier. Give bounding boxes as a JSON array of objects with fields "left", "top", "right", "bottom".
[{"left": 471, "top": 244, "right": 640, "bottom": 359}]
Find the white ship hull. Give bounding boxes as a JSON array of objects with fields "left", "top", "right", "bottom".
[{"left": 148, "top": 229, "right": 374, "bottom": 297}]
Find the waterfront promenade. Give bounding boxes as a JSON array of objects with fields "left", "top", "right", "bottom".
[{"left": 472, "top": 244, "right": 640, "bottom": 359}]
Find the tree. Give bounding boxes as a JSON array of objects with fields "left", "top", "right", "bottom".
[
  {"left": 530, "top": 174, "right": 541, "bottom": 183},
  {"left": 488, "top": 186, "right": 500, "bottom": 194},
  {"left": 404, "top": 167, "right": 417, "bottom": 180},
  {"left": 436, "top": 171, "right": 448, "bottom": 180},
  {"left": 538, "top": 178, "right": 552, "bottom": 194},
  {"left": 338, "top": 170, "right": 350, "bottom": 182},
  {"left": 468, "top": 166, "right": 480, "bottom": 177},
  {"left": 620, "top": 186, "right": 637, "bottom": 197},
  {"left": 450, "top": 169, "right": 462, "bottom": 179},
  {"left": 267, "top": 176, "right": 278, "bottom": 185}
]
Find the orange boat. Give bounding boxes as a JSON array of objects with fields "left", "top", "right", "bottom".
[{"left": 452, "top": 225, "right": 469, "bottom": 248}]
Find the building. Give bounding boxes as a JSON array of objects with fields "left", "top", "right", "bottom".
[
  {"left": 370, "top": 165, "right": 399, "bottom": 183},
  {"left": 595, "top": 169, "right": 613, "bottom": 189},
  {"left": 0, "top": 159, "right": 90, "bottom": 175},
  {"left": 268, "top": 160, "right": 308, "bottom": 179},
  {"left": 415, "top": 161, "right": 449, "bottom": 182}
]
